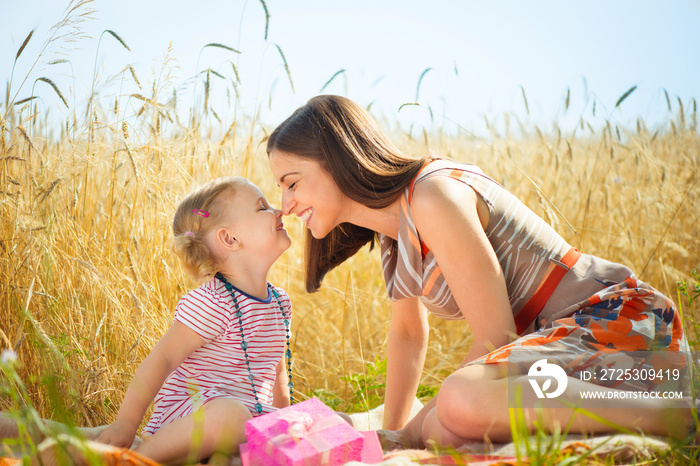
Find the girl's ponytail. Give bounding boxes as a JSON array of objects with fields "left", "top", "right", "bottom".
[
  {"left": 172, "top": 231, "right": 217, "bottom": 280},
  {"left": 172, "top": 177, "right": 246, "bottom": 281}
]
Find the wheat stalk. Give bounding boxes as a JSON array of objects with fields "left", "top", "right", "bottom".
[
  {"left": 16, "top": 125, "right": 37, "bottom": 151},
  {"left": 258, "top": 0, "right": 270, "bottom": 40},
  {"left": 521, "top": 86, "right": 530, "bottom": 116},
  {"left": 15, "top": 30, "right": 35, "bottom": 60},
  {"left": 202, "top": 43, "right": 241, "bottom": 54},
  {"left": 615, "top": 85, "right": 638, "bottom": 109},
  {"left": 415, "top": 67, "right": 433, "bottom": 101},
  {"left": 273, "top": 43, "right": 294, "bottom": 92},
  {"left": 104, "top": 29, "right": 130, "bottom": 51},
  {"left": 128, "top": 65, "right": 141, "bottom": 89},
  {"left": 35, "top": 77, "right": 69, "bottom": 108},
  {"left": 320, "top": 69, "right": 346, "bottom": 93}
]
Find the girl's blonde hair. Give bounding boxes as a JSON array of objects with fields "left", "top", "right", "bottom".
[{"left": 172, "top": 177, "right": 247, "bottom": 280}]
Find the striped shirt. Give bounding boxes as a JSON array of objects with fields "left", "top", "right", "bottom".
[
  {"left": 142, "top": 277, "right": 291, "bottom": 435},
  {"left": 380, "top": 159, "right": 631, "bottom": 331}
]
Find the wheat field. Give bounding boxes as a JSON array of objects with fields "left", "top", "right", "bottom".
[{"left": 1, "top": 3, "right": 699, "bottom": 439}]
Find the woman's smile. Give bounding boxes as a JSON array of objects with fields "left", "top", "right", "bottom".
[{"left": 298, "top": 207, "right": 313, "bottom": 226}]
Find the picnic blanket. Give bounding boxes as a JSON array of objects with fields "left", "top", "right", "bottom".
[
  {"left": 0, "top": 399, "right": 682, "bottom": 466},
  {"left": 346, "top": 399, "right": 677, "bottom": 466}
]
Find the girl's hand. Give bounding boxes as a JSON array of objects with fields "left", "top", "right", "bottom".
[{"left": 95, "top": 421, "right": 137, "bottom": 448}]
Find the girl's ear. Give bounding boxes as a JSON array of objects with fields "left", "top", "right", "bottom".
[{"left": 216, "top": 227, "right": 242, "bottom": 250}]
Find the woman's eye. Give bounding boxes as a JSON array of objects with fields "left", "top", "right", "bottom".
[{"left": 288, "top": 182, "right": 297, "bottom": 190}]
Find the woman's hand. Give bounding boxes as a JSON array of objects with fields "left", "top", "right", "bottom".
[
  {"left": 95, "top": 421, "right": 138, "bottom": 448},
  {"left": 383, "top": 297, "right": 429, "bottom": 430},
  {"left": 376, "top": 428, "right": 424, "bottom": 451}
]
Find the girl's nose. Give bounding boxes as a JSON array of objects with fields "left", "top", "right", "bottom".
[{"left": 281, "top": 190, "right": 296, "bottom": 216}]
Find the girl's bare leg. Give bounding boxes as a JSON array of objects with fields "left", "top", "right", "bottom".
[
  {"left": 0, "top": 413, "right": 109, "bottom": 446},
  {"left": 2, "top": 414, "right": 121, "bottom": 466},
  {"left": 21, "top": 399, "right": 248, "bottom": 466},
  {"left": 135, "top": 398, "right": 251, "bottom": 465}
]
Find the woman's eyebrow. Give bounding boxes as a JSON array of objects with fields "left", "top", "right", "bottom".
[{"left": 279, "top": 172, "right": 299, "bottom": 183}]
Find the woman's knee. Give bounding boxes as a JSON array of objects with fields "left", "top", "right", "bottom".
[
  {"left": 436, "top": 373, "right": 481, "bottom": 422},
  {"left": 435, "top": 365, "right": 506, "bottom": 434},
  {"left": 422, "top": 407, "right": 468, "bottom": 449}
]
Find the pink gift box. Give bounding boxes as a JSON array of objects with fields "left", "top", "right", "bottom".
[
  {"left": 244, "top": 398, "right": 373, "bottom": 466},
  {"left": 240, "top": 432, "right": 383, "bottom": 466}
]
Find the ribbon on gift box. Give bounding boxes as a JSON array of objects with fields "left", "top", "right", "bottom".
[{"left": 265, "top": 409, "right": 347, "bottom": 464}]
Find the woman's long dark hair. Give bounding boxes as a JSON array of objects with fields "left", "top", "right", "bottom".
[{"left": 267, "top": 95, "right": 428, "bottom": 292}]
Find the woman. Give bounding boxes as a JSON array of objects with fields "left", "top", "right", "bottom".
[{"left": 267, "top": 95, "right": 691, "bottom": 448}]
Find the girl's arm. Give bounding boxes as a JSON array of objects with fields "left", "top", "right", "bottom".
[
  {"left": 96, "top": 321, "right": 206, "bottom": 447},
  {"left": 383, "top": 297, "right": 429, "bottom": 429},
  {"left": 272, "top": 355, "right": 291, "bottom": 409},
  {"left": 411, "top": 175, "right": 515, "bottom": 364}
]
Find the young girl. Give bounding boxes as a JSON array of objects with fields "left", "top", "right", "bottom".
[{"left": 65, "top": 177, "right": 294, "bottom": 464}]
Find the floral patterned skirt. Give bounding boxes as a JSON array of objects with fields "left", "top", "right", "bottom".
[{"left": 475, "top": 276, "right": 688, "bottom": 394}]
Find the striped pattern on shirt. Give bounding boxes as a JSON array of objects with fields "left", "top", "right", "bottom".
[{"left": 142, "top": 277, "right": 291, "bottom": 436}]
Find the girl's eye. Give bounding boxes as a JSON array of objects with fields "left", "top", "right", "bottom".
[{"left": 288, "top": 182, "right": 297, "bottom": 190}]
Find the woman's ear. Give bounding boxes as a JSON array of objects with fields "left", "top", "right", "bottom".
[{"left": 216, "top": 227, "right": 242, "bottom": 250}]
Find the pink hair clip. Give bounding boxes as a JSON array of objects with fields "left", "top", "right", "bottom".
[
  {"left": 184, "top": 231, "right": 195, "bottom": 238},
  {"left": 192, "top": 209, "right": 209, "bottom": 218}
]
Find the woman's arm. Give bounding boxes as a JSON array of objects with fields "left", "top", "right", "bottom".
[
  {"left": 383, "top": 297, "right": 429, "bottom": 429},
  {"left": 96, "top": 321, "right": 206, "bottom": 447},
  {"left": 272, "top": 355, "right": 291, "bottom": 408},
  {"left": 411, "top": 176, "right": 515, "bottom": 364}
]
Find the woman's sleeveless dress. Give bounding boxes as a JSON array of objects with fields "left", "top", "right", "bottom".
[{"left": 379, "top": 159, "right": 686, "bottom": 394}]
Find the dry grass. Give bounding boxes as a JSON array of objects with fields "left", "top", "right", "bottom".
[
  {"left": 1, "top": 2, "right": 699, "bottom": 443},
  {"left": 2, "top": 103, "right": 698, "bottom": 426}
]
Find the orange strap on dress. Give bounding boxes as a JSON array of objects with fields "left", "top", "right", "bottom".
[
  {"left": 407, "top": 163, "right": 434, "bottom": 259},
  {"left": 514, "top": 247, "right": 582, "bottom": 335}
]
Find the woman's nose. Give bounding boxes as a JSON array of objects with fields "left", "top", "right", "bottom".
[{"left": 280, "top": 190, "right": 296, "bottom": 216}]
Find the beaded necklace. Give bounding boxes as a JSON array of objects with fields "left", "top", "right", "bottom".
[{"left": 215, "top": 273, "right": 294, "bottom": 414}]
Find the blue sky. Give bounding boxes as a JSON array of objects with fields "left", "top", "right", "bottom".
[{"left": 2, "top": 0, "right": 699, "bottom": 135}]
